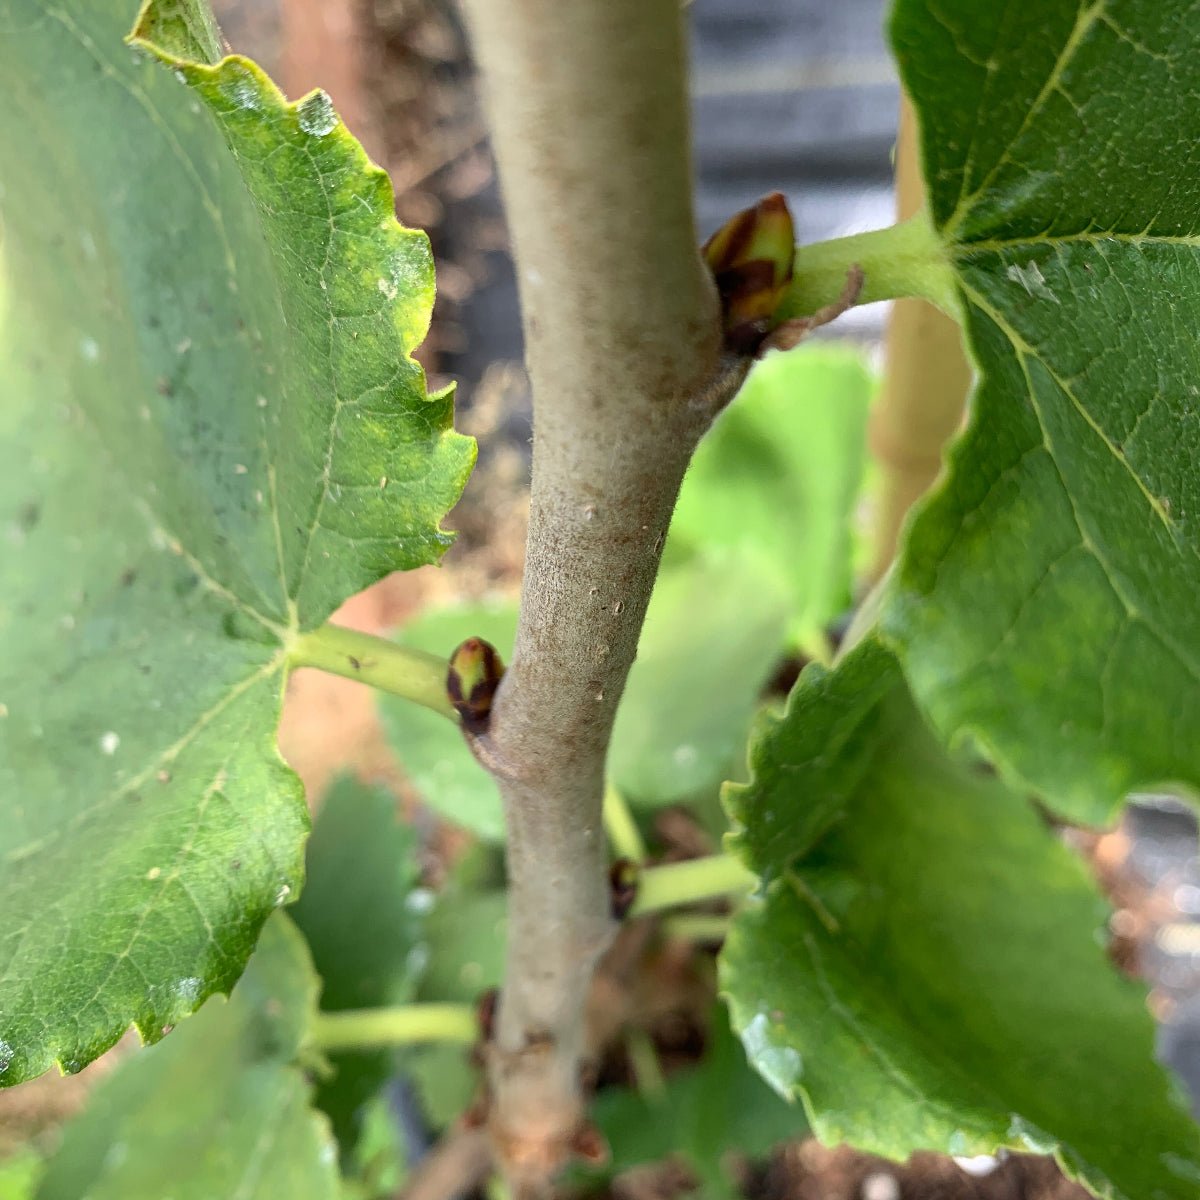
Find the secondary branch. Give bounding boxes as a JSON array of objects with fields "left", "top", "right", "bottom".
[
  {"left": 630, "top": 854, "right": 756, "bottom": 917},
  {"left": 784, "top": 210, "right": 960, "bottom": 322},
  {"left": 312, "top": 1003, "right": 477, "bottom": 1052},
  {"left": 454, "top": 0, "right": 737, "bottom": 1189},
  {"left": 289, "top": 624, "right": 455, "bottom": 718}
]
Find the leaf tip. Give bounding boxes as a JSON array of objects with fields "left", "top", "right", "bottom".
[{"left": 128, "top": 0, "right": 224, "bottom": 65}]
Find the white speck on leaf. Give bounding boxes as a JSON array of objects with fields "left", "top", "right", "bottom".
[
  {"left": 673, "top": 744, "right": 698, "bottom": 768},
  {"left": 222, "top": 64, "right": 262, "bottom": 111},
  {"left": 1005, "top": 260, "right": 1059, "bottom": 304},
  {"left": 955, "top": 1156, "right": 1001, "bottom": 1178},
  {"left": 741, "top": 1011, "right": 802, "bottom": 1098},
  {"left": 79, "top": 337, "right": 99, "bottom": 362},
  {"left": 274, "top": 883, "right": 292, "bottom": 906},
  {"left": 103, "top": 1142, "right": 129, "bottom": 1170},
  {"left": 175, "top": 977, "right": 202, "bottom": 1003},
  {"left": 99, "top": 731, "right": 120, "bottom": 756},
  {"left": 147, "top": 866, "right": 161, "bottom": 881},
  {"left": 862, "top": 1173, "right": 900, "bottom": 1200},
  {"left": 1162, "top": 1154, "right": 1200, "bottom": 1186},
  {"left": 297, "top": 90, "right": 337, "bottom": 137},
  {"left": 0, "top": 1040, "right": 13, "bottom": 1074}
]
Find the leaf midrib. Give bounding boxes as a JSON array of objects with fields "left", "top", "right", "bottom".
[{"left": 954, "top": 230, "right": 1200, "bottom": 255}]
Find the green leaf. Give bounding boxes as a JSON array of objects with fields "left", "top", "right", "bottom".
[
  {"left": 0, "top": 0, "right": 472, "bottom": 1084},
  {"left": 722, "top": 639, "right": 1200, "bottom": 1200},
  {"left": 885, "top": 0, "right": 1200, "bottom": 823},
  {"left": 35, "top": 913, "right": 339, "bottom": 1200},
  {"left": 290, "top": 777, "right": 425, "bottom": 1161},
  {"left": 608, "top": 552, "right": 789, "bottom": 806},
  {"left": 418, "top": 882, "right": 507, "bottom": 1006},
  {"left": 339, "top": 1091, "right": 409, "bottom": 1198},
  {"left": 590, "top": 1009, "right": 803, "bottom": 1196},
  {"left": 724, "top": 640, "right": 899, "bottom": 880},
  {"left": 401, "top": 876, "right": 505, "bottom": 1129},
  {"left": 671, "top": 346, "right": 873, "bottom": 649}
]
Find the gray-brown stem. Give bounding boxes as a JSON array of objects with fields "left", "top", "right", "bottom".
[{"left": 455, "top": 0, "right": 743, "bottom": 1187}]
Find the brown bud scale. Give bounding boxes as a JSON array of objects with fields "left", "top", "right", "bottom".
[
  {"left": 702, "top": 191, "right": 796, "bottom": 354},
  {"left": 608, "top": 857, "right": 640, "bottom": 921},
  {"left": 447, "top": 636, "right": 505, "bottom": 734}
]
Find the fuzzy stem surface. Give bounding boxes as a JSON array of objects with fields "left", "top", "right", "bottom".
[{"left": 455, "top": 0, "right": 738, "bottom": 1187}]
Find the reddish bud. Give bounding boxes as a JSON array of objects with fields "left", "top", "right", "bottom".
[
  {"left": 447, "top": 637, "right": 505, "bottom": 734},
  {"left": 570, "top": 1122, "right": 610, "bottom": 1166},
  {"left": 609, "top": 857, "right": 640, "bottom": 921},
  {"left": 702, "top": 191, "right": 795, "bottom": 353},
  {"left": 461, "top": 1097, "right": 489, "bottom": 1129},
  {"left": 477, "top": 986, "right": 500, "bottom": 1043}
]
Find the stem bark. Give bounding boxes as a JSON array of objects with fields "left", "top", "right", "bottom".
[{"left": 454, "top": 0, "right": 738, "bottom": 1187}]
